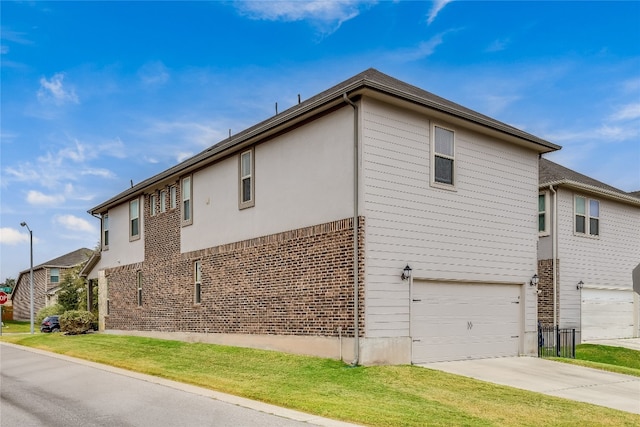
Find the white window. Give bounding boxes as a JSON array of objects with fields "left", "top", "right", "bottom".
[
  {"left": 170, "top": 186, "right": 177, "bottom": 210},
  {"left": 538, "top": 192, "right": 549, "bottom": 235},
  {"left": 50, "top": 268, "right": 59, "bottom": 284},
  {"left": 160, "top": 190, "right": 167, "bottom": 213},
  {"left": 194, "top": 260, "right": 202, "bottom": 304},
  {"left": 102, "top": 214, "right": 109, "bottom": 250},
  {"left": 137, "top": 271, "right": 143, "bottom": 306},
  {"left": 182, "top": 176, "right": 192, "bottom": 225},
  {"left": 150, "top": 193, "right": 157, "bottom": 216},
  {"left": 431, "top": 125, "right": 455, "bottom": 187},
  {"left": 130, "top": 198, "right": 140, "bottom": 240},
  {"left": 575, "top": 195, "right": 600, "bottom": 237},
  {"left": 239, "top": 149, "right": 255, "bottom": 209}
]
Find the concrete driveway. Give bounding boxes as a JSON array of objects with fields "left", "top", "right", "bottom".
[
  {"left": 422, "top": 356, "right": 640, "bottom": 414},
  {"left": 583, "top": 337, "right": 640, "bottom": 351}
]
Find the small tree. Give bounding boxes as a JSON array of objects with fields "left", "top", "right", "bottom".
[{"left": 57, "top": 266, "right": 86, "bottom": 312}]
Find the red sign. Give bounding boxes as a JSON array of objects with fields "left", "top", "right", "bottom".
[{"left": 0, "top": 291, "right": 8, "bottom": 305}]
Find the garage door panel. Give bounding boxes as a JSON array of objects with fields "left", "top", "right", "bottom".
[
  {"left": 411, "top": 282, "right": 521, "bottom": 363},
  {"left": 581, "top": 289, "right": 634, "bottom": 340}
]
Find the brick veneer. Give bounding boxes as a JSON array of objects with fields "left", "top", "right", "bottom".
[
  {"left": 105, "top": 183, "right": 365, "bottom": 338},
  {"left": 537, "top": 258, "right": 559, "bottom": 325}
]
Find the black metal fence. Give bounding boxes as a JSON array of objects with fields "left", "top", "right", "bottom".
[{"left": 538, "top": 323, "right": 576, "bottom": 358}]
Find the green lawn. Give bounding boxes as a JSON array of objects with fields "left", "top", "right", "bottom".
[
  {"left": 1, "top": 320, "right": 34, "bottom": 334},
  {"left": 2, "top": 334, "right": 638, "bottom": 426},
  {"left": 550, "top": 344, "right": 640, "bottom": 377}
]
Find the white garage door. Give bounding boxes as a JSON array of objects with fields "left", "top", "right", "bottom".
[
  {"left": 581, "top": 289, "right": 634, "bottom": 341},
  {"left": 411, "top": 282, "right": 521, "bottom": 364}
]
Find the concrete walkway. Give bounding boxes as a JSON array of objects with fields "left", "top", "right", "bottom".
[{"left": 423, "top": 356, "right": 640, "bottom": 414}]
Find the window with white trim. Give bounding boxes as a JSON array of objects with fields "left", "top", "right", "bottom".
[
  {"left": 575, "top": 195, "right": 600, "bottom": 236},
  {"left": 160, "top": 190, "right": 167, "bottom": 213},
  {"left": 538, "top": 192, "right": 549, "bottom": 235},
  {"left": 50, "top": 268, "right": 59, "bottom": 284},
  {"left": 150, "top": 193, "right": 157, "bottom": 216},
  {"left": 170, "top": 186, "right": 177, "bottom": 210},
  {"left": 182, "top": 176, "right": 192, "bottom": 225},
  {"left": 137, "top": 270, "right": 143, "bottom": 306},
  {"left": 194, "top": 260, "right": 202, "bottom": 304},
  {"left": 130, "top": 198, "right": 140, "bottom": 240},
  {"left": 239, "top": 148, "right": 255, "bottom": 209},
  {"left": 432, "top": 125, "right": 455, "bottom": 187},
  {"left": 102, "top": 214, "right": 109, "bottom": 250}
]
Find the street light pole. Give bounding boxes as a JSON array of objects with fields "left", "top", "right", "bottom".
[{"left": 20, "top": 222, "right": 34, "bottom": 334}]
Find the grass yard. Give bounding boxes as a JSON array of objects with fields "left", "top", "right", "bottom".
[
  {"left": 2, "top": 334, "right": 639, "bottom": 426},
  {"left": 0, "top": 320, "right": 34, "bottom": 333},
  {"left": 551, "top": 344, "right": 640, "bottom": 377}
]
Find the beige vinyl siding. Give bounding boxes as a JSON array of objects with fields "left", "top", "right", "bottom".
[
  {"left": 181, "top": 107, "right": 354, "bottom": 253},
  {"left": 361, "top": 98, "right": 538, "bottom": 339},
  {"left": 555, "top": 188, "right": 640, "bottom": 333},
  {"left": 98, "top": 201, "right": 145, "bottom": 271}
]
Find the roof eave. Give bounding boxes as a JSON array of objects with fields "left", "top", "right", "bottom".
[
  {"left": 541, "top": 180, "right": 640, "bottom": 206},
  {"left": 90, "top": 74, "right": 560, "bottom": 214}
]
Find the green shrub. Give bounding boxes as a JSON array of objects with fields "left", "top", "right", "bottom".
[
  {"left": 36, "top": 304, "right": 64, "bottom": 325},
  {"left": 59, "top": 310, "right": 94, "bottom": 335}
]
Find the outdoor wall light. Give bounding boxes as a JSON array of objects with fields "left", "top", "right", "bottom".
[
  {"left": 401, "top": 264, "right": 412, "bottom": 281},
  {"left": 577, "top": 280, "right": 584, "bottom": 290},
  {"left": 530, "top": 274, "right": 539, "bottom": 287}
]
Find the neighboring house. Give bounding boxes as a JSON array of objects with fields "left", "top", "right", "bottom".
[
  {"left": 85, "top": 68, "right": 559, "bottom": 365},
  {"left": 537, "top": 158, "right": 640, "bottom": 342},
  {"left": 12, "top": 248, "right": 93, "bottom": 320}
]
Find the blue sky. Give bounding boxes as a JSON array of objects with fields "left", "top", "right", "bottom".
[{"left": 1, "top": 1, "right": 639, "bottom": 282}]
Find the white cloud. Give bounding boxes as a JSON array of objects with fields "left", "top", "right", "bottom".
[
  {"left": 176, "top": 152, "right": 193, "bottom": 163},
  {"left": 609, "top": 103, "right": 640, "bottom": 121},
  {"left": 234, "top": 0, "right": 375, "bottom": 35},
  {"left": 54, "top": 214, "right": 96, "bottom": 233},
  {"left": 138, "top": 61, "right": 170, "bottom": 87},
  {"left": 427, "top": 0, "right": 453, "bottom": 25},
  {"left": 0, "top": 228, "right": 30, "bottom": 245},
  {"left": 26, "top": 190, "right": 65, "bottom": 206},
  {"left": 485, "top": 38, "right": 510, "bottom": 53},
  {"left": 37, "top": 73, "right": 79, "bottom": 105},
  {"left": 387, "top": 31, "right": 455, "bottom": 62}
]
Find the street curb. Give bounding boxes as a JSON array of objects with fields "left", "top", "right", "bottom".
[{"left": 1, "top": 342, "right": 363, "bottom": 427}]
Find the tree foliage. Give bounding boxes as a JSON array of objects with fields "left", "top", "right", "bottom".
[
  {"left": 57, "top": 265, "right": 86, "bottom": 312},
  {"left": 36, "top": 304, "right": 64, "bottom": 325}
]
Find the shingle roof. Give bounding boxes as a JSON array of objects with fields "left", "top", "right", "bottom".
[
  {"left": 540, "top": 158, "right": 640, "bottom": 206},
  {"left": 13, "top": 247, "right": 94, "bottom": 298},
  {"left": 90, "top": 68, "right": 560, "bottom": 214},
  {"left": 629, "top": 191, "right": 640, "bottom": 199},
  {"left": 539, "top": 158, "right": 625, "bottom": 193}
]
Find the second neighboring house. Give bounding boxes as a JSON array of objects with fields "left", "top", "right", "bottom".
[
  {"left": 86, "top": 68, "right": 560, "bottom": 365},
  {"left": 538, "top": 158, "right": 640, "bottom": 341},
  {"left": 12, "top": 248, "right": 93, "bottom": 320}
]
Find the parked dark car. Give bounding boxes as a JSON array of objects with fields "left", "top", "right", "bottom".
[{"left": 40, "top": 315, "right": 61, "bottom": 333}]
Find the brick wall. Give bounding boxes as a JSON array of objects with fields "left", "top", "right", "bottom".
[
  {"left": 537, "top": 258, "right": 559, "bottom": 325},
  {"left": 104, "top": 183, "right": 365, "bottom": 338}
]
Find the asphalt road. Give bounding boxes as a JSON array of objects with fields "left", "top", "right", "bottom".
[{"left": 0, "top": 344, "right": 330, "bottom": 427}]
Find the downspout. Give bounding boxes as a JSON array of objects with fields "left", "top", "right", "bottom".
[
  {"left": 549, "top": 185, "right": 557, "bottom": 330},
  {"left": 343, "top": 93, "right": 360, "bottom": 366}
]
